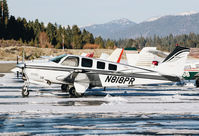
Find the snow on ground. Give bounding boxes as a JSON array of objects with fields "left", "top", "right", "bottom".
[
  {"left": 1, "top": 73, "right": 199, "bottom": 114},
  {"left": 1, "top": 73, "right": 199, "bottom": 135}
]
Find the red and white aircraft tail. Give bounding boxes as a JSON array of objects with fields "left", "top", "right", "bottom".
[
  {"left": 100, "top": 48, "right": 124, "bottom": 63},
  {"left": 81, "top": 52, "right": 94, "bottom": 58}
]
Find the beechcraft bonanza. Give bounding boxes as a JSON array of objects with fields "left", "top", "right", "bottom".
[{"left": 17, "top": 46, "right": 189, "bottom": 97}]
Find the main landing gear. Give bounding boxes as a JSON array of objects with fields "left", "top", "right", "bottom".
[
  {"left": 68, "top": 86, "right": 83, "bottom": 97},
  {"left": 61, "top": 84, "right": 84, "bottom": 97},
  {"left": 21, "top": 81, "right": 30, "bottom": 97},
  {"left": 61, "top": 84, "right": 83, "bottom": 97},
  {"left": 61, "top": 84, "right": 69, "bottom": 92}
]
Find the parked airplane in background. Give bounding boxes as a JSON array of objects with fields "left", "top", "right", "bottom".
[
  {"left": 100, "top": 48, "right": 124, "bottom": 63},
  {"left": 183, "top": 62, "right": 199, "bottom": 87},
  {"left": 81, "top": 52, "right": 94, "bottom": 57},
  {"left": 126, "top": 47, "right": 167, "bottom": 67},
  {"left": 125, "top": 46, "right": 199, "bottom": 87},
  {"left": 17, "top": 46, "right": 189, "bottom": 97}
]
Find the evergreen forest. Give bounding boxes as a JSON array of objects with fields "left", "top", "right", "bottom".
[{"left": 1, "top": 0, "right": 199, "bottom": 51}]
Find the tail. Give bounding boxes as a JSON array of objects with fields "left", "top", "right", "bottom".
[
  {"left": 100, "top": 48, "right": 124, "bottom": 63},
  {"left": 81, "top": 52, "right": 94, "bottom": 58},
  {"left": 108, "top": 48, "right": 124, "bottom": 63},
  {"left": 156, "top": 46, "right": 190, "bottom": 77}
]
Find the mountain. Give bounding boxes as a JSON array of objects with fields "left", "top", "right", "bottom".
[
  {"left": 81, "top": 18, "right": 136, "bottom": 39},
  {"left": 82, "top": 12, "right": 199, "bottom": 40}
]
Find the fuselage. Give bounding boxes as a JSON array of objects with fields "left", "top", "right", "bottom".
[{"left": 23, "top": 54, "right": 180, "bottom": 88}]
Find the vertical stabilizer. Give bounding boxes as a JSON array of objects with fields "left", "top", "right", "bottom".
[
  {"left": 156, "top": 46, "right": 190, "bottom": 77},
  {"left": 108, "top": 48, "right": 124, "bottom": 63}
]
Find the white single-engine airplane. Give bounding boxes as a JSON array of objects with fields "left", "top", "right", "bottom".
[{"left": 17, "top": 46, "right": 189, "bottom": 97}]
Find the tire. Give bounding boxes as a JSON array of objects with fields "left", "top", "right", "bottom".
[
  {"left": 69, "top": 87, "right": 83, "bottom": 97},
  {"left": 22, "top": 86, "right": 29, "bottom": 97},
  {"left": 196, "top": 78, "right": 199, "bottom": 88},
  {"left": 61, "top": 84, "right": 69, "bottom": 92}
]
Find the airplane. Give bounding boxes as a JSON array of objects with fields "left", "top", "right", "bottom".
[
  {"left": 126, "top": 47, "right": 167, "bottom": 67},
  {"left": 14, "top": 48, "right": 124, "bottom": 93},
  {"left": 81, "top": 52, "right": 94, "bottom": 57},
  {"left": 17, "top": 46, "right": 189, "bottom": 97},
  {"left": 183, "top": 62, "right": 199, "bottom": 87}
]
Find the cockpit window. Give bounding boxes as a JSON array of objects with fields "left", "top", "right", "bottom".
[
  {"left": 61, "top": 56, "right": 79, "bottom": 67},
  {"left": 50, "top": 54, "right": 67, "bottom": 63}
]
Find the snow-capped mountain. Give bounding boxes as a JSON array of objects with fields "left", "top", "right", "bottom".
[
  {"left": 176, "top": 11, "right": 197, "bottom": 16},
  {"left": 82, "top": 12, "right": 199, "bottom": 40},
  {"left": 81, "top": 18, "right": 136, "bottom": 38},
  {"left": 107, "top": 18, "right": 135, "bottom": 25},
  {"left": 146, "top": 11, "right": 198, "bottom": 22}
]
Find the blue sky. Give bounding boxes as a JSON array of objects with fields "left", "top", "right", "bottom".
[{"left": 7, "top": 0, "right": 199, "bottom": 27}]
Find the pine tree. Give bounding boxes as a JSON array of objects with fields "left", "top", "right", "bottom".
[
  {"left": 95, "top": 36, "right": 104, "bottom": 48},
  {"left": 65, "top": 25, "right": 72, "bottom": 48},
  {"left": 2, "top": 0, "right": 8, "bottom": 25},
  {"left": 0, "top": 1, "right": 2, "bottom": 24},
  {"left": 82, "top": 29, "right": 94, "bottom": 45},
  {"left": 0, "top": 1, "right": 2, "bottom": 38},
  {"left": 105, "top": 39, "right": 115, "bottom": 49},
  {"left": 71, "top": 25, "right": 82, "bottom": 49},
  {"left": 46, "top": 23, "right": 57, "bottom": 46}
]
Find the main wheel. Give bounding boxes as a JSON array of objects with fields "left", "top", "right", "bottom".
[
  {"left": 69, "top": 87, "right": 83, "bottom": 97},
  {"left": 196, "top": 78, "right": 199, "bottom": 88},
  {"left": 22, "top": 86, "right": 29, "bottom": 97},
  {"left": 61, "top": 84, "right": 69, "bottom": 92}
]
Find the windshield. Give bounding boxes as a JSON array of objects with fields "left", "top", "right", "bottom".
[{"left": 50, "top": 54, "right": 67, "bottom": 63}]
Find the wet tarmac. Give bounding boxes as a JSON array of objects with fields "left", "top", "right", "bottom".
[
  {"left": 1, "top": 73, "right": 199, "bottom": 135},
  {"left": 1, "top": 113, "right": 199, "bottom": 135}
]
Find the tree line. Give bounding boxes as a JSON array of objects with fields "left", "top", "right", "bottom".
[
  {"left": 116, "top": 33, "right": 199, "bottom": 51},
  {"left": 1, "top": 0, "right": 199, "bottom": 51},
  {"left": 0, "top": 0, "right": 115, "bottom": 49}
]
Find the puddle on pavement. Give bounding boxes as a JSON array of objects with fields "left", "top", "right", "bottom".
[{"left": 54, "top": 100, "right": 108, "bottom": 106}]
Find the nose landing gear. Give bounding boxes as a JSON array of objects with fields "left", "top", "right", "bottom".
[{"left": 22, "top": 85, "right": 29, "bottom": 97}]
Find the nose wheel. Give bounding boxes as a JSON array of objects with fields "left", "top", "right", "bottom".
[{"left": 22, "top": 86, "right": 29, "bottom": 97}]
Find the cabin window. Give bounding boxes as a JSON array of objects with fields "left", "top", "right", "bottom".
[
  {"left": 61, "top": 56, "right": 79, "bottom": 67},
  {"left": 109, "top": 64, "right": 117, "bottom": 71},
  {"left": 97, "top": 61, "right": 105, "bottom": 69},
  {"left": 81, "top": 58, "right": 93, "bottom": 68}
]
